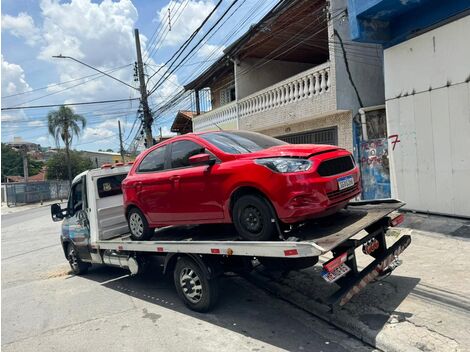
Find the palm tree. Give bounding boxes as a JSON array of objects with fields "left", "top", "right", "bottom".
[{"left": 47, "top": 106, "right": 86, "bottom": 186}]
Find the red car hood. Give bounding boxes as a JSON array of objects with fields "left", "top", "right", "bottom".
[{"left": 238, "top": 144, "right": 342, "bottom": 159}]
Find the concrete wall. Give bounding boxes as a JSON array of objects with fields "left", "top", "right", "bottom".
[
  {"left": 330, "top": 0, "right": 385, "bottom": 115},
  {"left": 384, "top": 15, "right": 470, "bottom": 217},
  {"left": 235, "top": 58, "right": 314, "bottom": 99},
  {"left": 259, "top": 111, "right": 354, "bottom": 152}
]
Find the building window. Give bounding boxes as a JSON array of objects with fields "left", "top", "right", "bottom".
[
  {"left": 277, "top": 127, "right": 338, "bottom": 146},
  {"left": 220, "top": 85, "right": 236, "bottom": 105}
]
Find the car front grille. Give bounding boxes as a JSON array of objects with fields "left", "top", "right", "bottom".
[
  {"left": 317, "top": 156, "right": 354, "bottom": 176},
  {"left": 327, "top": 183, "right": 359, "bottom": 202}
]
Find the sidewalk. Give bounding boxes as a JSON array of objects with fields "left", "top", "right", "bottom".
[
  {"left": 247, "top": 213, "right": 470, "bottom": 352},
  {"left": 1, "top": 200, "right": 65, "bottom": 215}
]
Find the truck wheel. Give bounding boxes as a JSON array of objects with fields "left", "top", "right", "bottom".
[
  {"left": 128, "top": 207, "right": 154, "bottom": 241},
  {"left": 67, "top": 244, "right": 90, "bottom": 275},
  {"left": 174, "top": 257, "right": 219, "bottom": 312},
  {"left": 232, "top": 194, "right": 277, "bottom": 241}
]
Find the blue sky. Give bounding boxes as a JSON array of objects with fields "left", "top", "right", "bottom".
[{"left": 1, "top": 0, "right": 277, "bottom": 152}]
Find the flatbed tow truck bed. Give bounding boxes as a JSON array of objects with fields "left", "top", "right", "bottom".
[
  {"left": 97, "top": 200, "right": 404, "bottom": 257},
  {"left": 94, "top": 199, "right": 411, "bottom": 310}
]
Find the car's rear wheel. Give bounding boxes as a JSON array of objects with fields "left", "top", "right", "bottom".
[
  {"left": 128, "top": 207, "right": 154, "bottom": 240},
  {"left": 232, "top": 194, "right": 278, "bottom": 241}
]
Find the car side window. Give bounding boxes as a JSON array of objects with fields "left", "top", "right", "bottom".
[
  {"left": 138, "top": 146, "right": 166, "bottom": 172},
  {"left": 170, "top": 140, "right": 206, "bottom": 169},
  {"left": 68, "top": 181, "right": 83, "bottom": 215}
]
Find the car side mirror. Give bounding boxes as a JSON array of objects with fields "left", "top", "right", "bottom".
[
  {"left": 51, "top": 203, "right": 66, "bottom": 222},
  {"left": 188, "top": 153, "right": 215, "bottom": 166}
]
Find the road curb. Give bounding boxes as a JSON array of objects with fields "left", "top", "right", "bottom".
[{"left": 245, "top": 269, "right": 425, "bottom": 352}]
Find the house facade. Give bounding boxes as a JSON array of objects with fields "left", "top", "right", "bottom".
[
  {"left": 348, "top": 0, "right": 470, "bottom": 217},
  {"left": 185, "top": 0, "right": 385, "bottom": 155}
]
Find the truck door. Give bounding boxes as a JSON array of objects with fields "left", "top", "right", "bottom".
[{"left": 62, "top": 176, "right": 91, "bottom": 261}]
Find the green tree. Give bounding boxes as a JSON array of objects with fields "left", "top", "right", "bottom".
[
  {"left": 1, "top": 143, "right": 43, "bottom": 182},
  {"left": 45, "top": 150, "right": 93, "bottom": 180},
  {"left": 47, "top": 106, "right": 86, "bottom": 186}
]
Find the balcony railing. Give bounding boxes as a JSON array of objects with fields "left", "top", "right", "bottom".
[{"left": 192, "top": 62, "right": 332, "bottom": 132}]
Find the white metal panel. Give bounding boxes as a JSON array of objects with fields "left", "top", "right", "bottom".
[
  {"left": 448, "top": 83, "right": 470, "bottom": 216},
  {"left": 386, "top": 99, "right": 402, "bottom": 200},
  {"left": 429, "top": 88, "right": 454, "bottom": 214},
  {"left": 384, "top": 16, "right": 470, "bottom": 100},
  {"left": 398, "top": 95, "right": 420, "bottom": 210},
  {"left": 413, "top": 92, "right": 437, "bottom": 212}
]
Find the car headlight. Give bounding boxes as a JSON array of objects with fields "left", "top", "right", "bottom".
[{"left": 255, "top": 158, "right": 312, "bottom": 173}]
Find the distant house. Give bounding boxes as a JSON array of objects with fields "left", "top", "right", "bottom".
[
  {"left": 5, "top": 167, "right": 47, "bottom": 183},
  {"left": 80, "top": 150, "right": 132, "bottom": 168},
  {"left": 171, "top": 110, "right": 194, "bottom": 135}
]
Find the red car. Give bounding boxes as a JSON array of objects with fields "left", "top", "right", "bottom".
[{"left": 122, "top": 131, "right": 361, "bottom": 241}]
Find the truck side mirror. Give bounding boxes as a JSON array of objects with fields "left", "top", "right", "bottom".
[{"left": 51, "top": 203, "right": 65, "bottom": 222}]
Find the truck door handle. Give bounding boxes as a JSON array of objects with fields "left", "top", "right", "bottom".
[{"left": 169, "top": 175, "right": 181, "bottom": 182}]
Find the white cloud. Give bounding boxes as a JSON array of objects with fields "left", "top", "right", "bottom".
[
  {"left": 196, "top": 43, "right": 225, "bottom": 59},
  {"left": 156, "top": 0, "right": 215, "bottom": 47},
  {"left": 27, "top": 120, "right": 44, "bottom": 127},
  {"left": 36, "top": 136, "right": 49, "bottom": 144},
  {"left": 1, "top": 56, "right": 31, "bottom": 123},
  {"left": 82, "top": 126, "right": 115, "bottom": 141},
  {"left": 36, "top": 0, "right": 140, "bottom": 102},
  {"left": 160, "top": 125, "right": 176, "bottom": 137},
  {"left": 1, "top": 12, "right": 41, "bottom": 46}
]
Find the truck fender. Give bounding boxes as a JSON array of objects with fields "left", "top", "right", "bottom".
[{"left": 163, "top": 253, "right": 223, "bottom": 279}]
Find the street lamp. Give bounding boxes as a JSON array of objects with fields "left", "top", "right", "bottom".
[{"left": 52, "top": 54, "right": 139, "bottom": 91}]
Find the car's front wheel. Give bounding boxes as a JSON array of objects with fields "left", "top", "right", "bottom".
[
  {"left": 128, "top": 207, "right": 154, "bottom": 240},
  {"left": 232, "top": 194, "right": 278, "bottom": 241}
]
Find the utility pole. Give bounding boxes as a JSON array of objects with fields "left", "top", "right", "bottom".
[
  {"left": 134, "top": 28, "right": 153, "bottom": 148},
  {"left": 21, "top": 146, "right": 29, "bottom": 183},
  {"left": 118, "top": 120, "right": 125, "bottom": 163}
]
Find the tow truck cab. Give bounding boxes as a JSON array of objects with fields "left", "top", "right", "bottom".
[{"left": 52, "top": 165, "right": 132, "bottom": 268}]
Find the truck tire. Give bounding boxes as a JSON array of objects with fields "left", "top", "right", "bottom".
[
  {"left": 67, "top": 243, "right": 90, "bottom": 275},
  {"left": 128, "top": 207, "right": 154, "bottom": 241},
  {"left": 173, "top": 257, "right": 219, "bottom": 312},
  {"left": 232, "top": 194, "right": 277, "bottom": 241}
]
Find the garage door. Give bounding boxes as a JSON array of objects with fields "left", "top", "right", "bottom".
[{"left": 277, "top": 127, "right": 338, "bottom": 145}]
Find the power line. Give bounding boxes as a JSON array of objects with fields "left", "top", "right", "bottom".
[
  {"left": 146, "top": 0, "right": 225, "bottom": 87},
  {"left": 148, "top": 0, "right": 241, "bottom": 97},
  {"left": 1, "top": 64, "right": 132, "bottom": 99},
  {"left": 1, "top": 98, "right": 140, "bottom": 111}
]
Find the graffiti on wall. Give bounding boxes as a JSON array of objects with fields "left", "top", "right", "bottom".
[{"left": 360, "top": 138, "right": 391, "bottom": 200}]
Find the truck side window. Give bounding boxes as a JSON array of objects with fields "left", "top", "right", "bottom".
[
  {"left": 138, "top": 146, "right": 166, "bottom": 172},
  {"left": 68, "top": 181, "right": 83, "bottom": 215}
]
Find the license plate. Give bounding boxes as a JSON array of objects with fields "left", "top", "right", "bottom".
[
  {"left": 321, "top": 263, "right": 351, "bottom": 283},
  {"left": 337, "top": 175, "right": 354, "bottom": 190}
]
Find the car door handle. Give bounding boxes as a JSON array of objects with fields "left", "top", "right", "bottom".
[
  {"left": 169, "top": 175, "right": 181, "bottom": 182},
  {"left": 135, "top": 181, "right": 143, "bottom": 191}
]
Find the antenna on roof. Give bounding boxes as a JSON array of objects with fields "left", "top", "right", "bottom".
[{"left": 213, "top": 122, "right": 223, "bottom": 131}]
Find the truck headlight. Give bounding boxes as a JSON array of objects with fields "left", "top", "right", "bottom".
[{"left": 255, "top": 158, "right": 312, "bottom": 173}]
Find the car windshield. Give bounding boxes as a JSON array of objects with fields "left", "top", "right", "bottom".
[{"left": 201, "top": 131, "right": 287, "bottom": 154}]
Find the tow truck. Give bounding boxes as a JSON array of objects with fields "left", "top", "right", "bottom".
[{"left": 51, "top": 163, "right": 411, "bottom": 312}]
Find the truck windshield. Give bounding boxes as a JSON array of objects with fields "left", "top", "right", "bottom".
[{"left": 201, "top": 131, "right": 287, "bottom": 154}]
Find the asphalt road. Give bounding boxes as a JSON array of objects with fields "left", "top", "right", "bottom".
[{"left": 1, "top": 206, "right": 373, "bottom": 352}]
